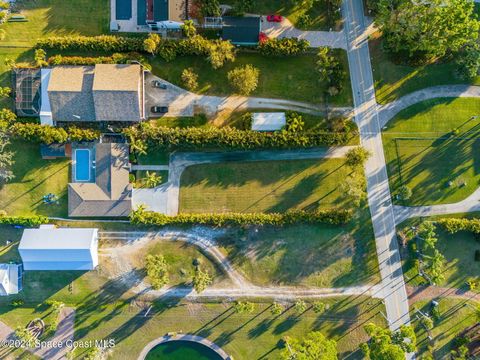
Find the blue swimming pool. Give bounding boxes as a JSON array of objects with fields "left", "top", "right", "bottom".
[{"left": 75, "top": 149, "right": 91, "bottom": 182}]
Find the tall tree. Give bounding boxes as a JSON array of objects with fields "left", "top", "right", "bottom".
[
  {"left": 361, "top": 323, "right": 416, "bottom": 359},
  {"left": 282, "top": 331, "right": 337, "bottom": 360},
  {"left": 0, "top": 131, "right": 14, "bottom": 184},
  {"left": 376, "top": 0, "right": 479, "bottom": 61},
  {"left": 145, "top": 254, "right": 169, "bottom": 289},
  {"left": 227, "top": 64, "right": 260, "bottom": 95}
]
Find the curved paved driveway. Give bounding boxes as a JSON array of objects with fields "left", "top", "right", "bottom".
[
  {"left": 378, "top": 85, "right": 480, "bottom": 128},
  {"left": 133, "top": 146, "right": 356, "bottom": 215}
]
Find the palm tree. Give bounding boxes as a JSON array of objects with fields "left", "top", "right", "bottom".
[{"left": 145, "top": 171, "right": 162, "bottom": 188}]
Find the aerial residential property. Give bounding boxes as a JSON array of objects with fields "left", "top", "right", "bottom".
[{"left": 0, "top": 0, "right": 479, "bottom": 359}]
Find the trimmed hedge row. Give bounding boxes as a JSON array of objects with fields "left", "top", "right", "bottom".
[
  {"left": 258, "top": 38, "right": 310, "bottom": 56},
  {"left": 9, "top": 122, "right": 100, "bottom": 145},
  {"left": 36, "top": 35, "right": 145, "bottom": 52},
  {"left": 0, "top": 215, "right": 49, "bottom": 227},
  {"left": 130, "top": 208, "right": 353, "bottom": 226},
  {"left": 48, "top": 52, "right": 146, "bottom": 66},
  {"left": 123, "top": 124, "right": 350, "bottom": 150},
  {"left": 436, "top": 218, "right": 480, "bottom": 234}
]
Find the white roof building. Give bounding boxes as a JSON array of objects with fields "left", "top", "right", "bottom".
[
  {"left": 251, "top": 112, "right": 287, "bottom": 132},
  {"left": 0, "top": 263, "right": 22, "bottom": 296},
  {"left": 19, "top": 225, "right": 99, "bottom": 271}
]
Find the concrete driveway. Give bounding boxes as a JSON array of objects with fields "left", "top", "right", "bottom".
[{"left": 144, "top": 72, "right": 195, "bottom": 117}]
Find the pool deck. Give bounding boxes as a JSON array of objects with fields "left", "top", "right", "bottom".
[{"left": 137, "top": 334, "right": 231, "bottom": 360}]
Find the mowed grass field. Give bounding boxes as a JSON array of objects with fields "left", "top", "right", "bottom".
[
  {"left": 0, "top": 226, "right": 385, "bottom": 360},
  {"left": 0, "top": 0, "right": 108, "bottom": 89},
  {"left": 219, "top": 210, "right": 380, "bottom": 287},
  {"left": 179, "top": 159, "right": 351, "bottom": 213},
  {"left": 369, "top": 34, "right": 480, "bottom": 104},
  {"left": 383, "top": 98, "right": 480, "bottom": 206},
  {"left": 410, "top": 298, "right": 480, "bottom": 358},
  {"left": 150, "top": 50, "right": 353, "bottom": 106},
  {"left": 0, "top": 141, "right": 69, "bottom": 217}
]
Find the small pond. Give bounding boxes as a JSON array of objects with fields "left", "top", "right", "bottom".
[{"left": 145, "top": 340, "right": 224, "bottom": 360}]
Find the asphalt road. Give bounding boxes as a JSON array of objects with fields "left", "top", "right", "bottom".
[{"left": 342, "top": 0, "right": 412, "bottom": 332}]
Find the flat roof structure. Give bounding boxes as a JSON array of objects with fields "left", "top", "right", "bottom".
[
  {"left": 222, "top": 16, "right": 261, "bottom": 45},
  {"left": 19, "top": 225, "right": 99, "bottom": 270},
  {"left": 0, "top": 264, "right": 22, "bottom": 296},
  {"left": 251, "top": 112, "right": 287, "bottom": 131}
]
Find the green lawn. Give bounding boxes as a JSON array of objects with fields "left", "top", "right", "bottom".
[
  {"left": 218, "top": 209, "right": 380, "bottom": 287},
  {"left": 0, "top": 225, "right": 384, "bottom": 360},
  {"left": 0, "top": 0, "right": 108, "bottom": 91},
  {"left": 411, "top": 298, "right": 480, "bottom": 358},
  {"left": 0, "top": 297, "right": 386, "bottom": 360},
  {"left": 0, "top": 141, "right": 69, "bottom": 217},
  {"left": 179, "top": 159, "right": 353, "bottom": 213},
  {"left": 222, "top": 0, "right": 342, "bottom": 30},
  {"left": 150, "top": 50, "right": 353, "bottom": 106},
  {"left": 400, "top": 216, "right": 480, "bottom": 288},
  {"left": 370, "top": 35, "right": 480, "bottom": 105},
  {"left": 383, "top": 98, "right": 480, "bottom": 206}
]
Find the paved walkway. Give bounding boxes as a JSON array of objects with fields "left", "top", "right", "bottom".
[
  {"left": 131, "top": 165, "right": 169, "bottom": 171},
  {"left": 378, "top": 85, "right": 480, "bottom": 128},
  {"left": 0, "top": 307, "right": 75, "bottom": 360},
  {"left": 394, "top": 187, "right": 480, "bottom": 224},
  {"left": 343, "top": 0, "right": 412, "bottom": 333},
  {"left": 132, "top": 147, "right": 356, "bottom": 215},
  {"left": 260, "top": 16, "right": 348, "bottom": 49}
]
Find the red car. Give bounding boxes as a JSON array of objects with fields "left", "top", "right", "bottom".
[{"left": 266, "top": 15, "right": 283, "bottom": 22}]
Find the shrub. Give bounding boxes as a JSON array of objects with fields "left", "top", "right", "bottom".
[
  {"left": 312, "top": 301, "right": 326, "bottom": 314},
  {"left": 0, "top": 215, "right": 48, "bottom": 226},
  {"left": 8, "top": 123, "right": 100, "bottom": 144},
  {"left": 37, "top": 35, "right": 145, "bottom": 52},
  {"left": 271, "top": 302, "right": 284, "bottom": 315},
  {"left": 181, "top": 67, "right": 199, "bottom": 91},
  {"left": 286, "top": 112, "right": 305, "bottom": 133},
  {"left": 207, "top": 39, "right": 236, "bottom": 69},
  {"left": 233, "top": 301, "right": 255, "bottom": 313},
  {"left": 228, "top": 64, "right": 260, "bottom": 96},
  {"left": 123, "top": 123, "right": 350, "bottom": 151},
  {"left": 47, "top": 53, "right": 147, "bottom": 67},
  {"left": 145, "top": 254, "right": 169, "bottom": 289},
  {"left": 345, "top": 147, "right": 371, "bottom": 168},
  {"left": 192, "top": 266, "right": 212, "bottom": 293},
  {"left": 437, "top": 218, "right": 480, "bottom": 234},
  {"left": 294, "top": 299, "right": 307, "bottom": 314},
  {"left": 258, "top": 38, "right": 310, "bottom": 56},
  {"left": 10, "top": 299, "right": 24, "bottom": 307},
  {"left": 398, "top": 185, "right": 412, "bottom": 201},
  {"left": 130, "top": 207, "right": 353, "bottom": 227}
]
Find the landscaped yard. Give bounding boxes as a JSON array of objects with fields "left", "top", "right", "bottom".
[
  {"left": 383, "top": 98, "right": 480, "bottom": 206},
  {"left": 179, "top": 159, "right": 353, "bottom": 213},
  {"left": 410, "top": 297, "right": 480, "bottom": 358},
  {"left": 0, "top": 140, "right": 69, "bottom": 217},
  {"left": 150, "top": 50, "right": 353, "bottom": 106},
  {"left": 370, "top": 34, "right": 480, "bottom": 104},
  {"left": 400, "top": 215, "right": 480, "bottom": 289},
  {"left": 221, "top": 0, "right": 342, "bottom": 30}
]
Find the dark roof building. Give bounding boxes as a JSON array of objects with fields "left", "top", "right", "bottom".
[
  {"left": 68, "top": 143, "right": 132, "bottom": 217},
  {"left": 46, "top": 64, "right": 145, "bottom": 123},
  {"left": 222, "top": 16, "right": 261, "bottom": 46}
]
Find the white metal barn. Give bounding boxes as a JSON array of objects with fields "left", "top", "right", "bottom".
[
  {"left": 0, "top": 263, "right": 22, "bottom": 295},
  {"left": 19, "top": 225, "right": 99, "bottom": 271},
  {"left": 251, "top": 112, "right": 287, "bottom": 131}
]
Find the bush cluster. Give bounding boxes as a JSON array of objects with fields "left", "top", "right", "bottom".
[
  {"left": 258, "top": 38, "right": 310, "bottom": 56},
  {"left": 123, "top": 123, "right": 350, "bottom": 151},
  {"left": 9, "top": 122, "right": 100, "bottom": 144},
  {"left": 0, "top": 215, "right": 48, "bottom": 227},
  {"left": 47, "top": 52, "right": 146, "bottom": 66},
  {"left": 36, "top": 35, "right": 145, "bottom": 52},
  {"left": 437, "top": 218, "right": 480, "bottom": 234},
  {"left": 130, "top": 207, "right": 352, "bottom": 227}
]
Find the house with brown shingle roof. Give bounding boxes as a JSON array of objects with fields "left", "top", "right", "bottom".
[
  {"left": 68, "top": 143, "right": 132, "bottom": 217},
  {"left": 45, "top": 64, "right": 145, "bottom": 124}
]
